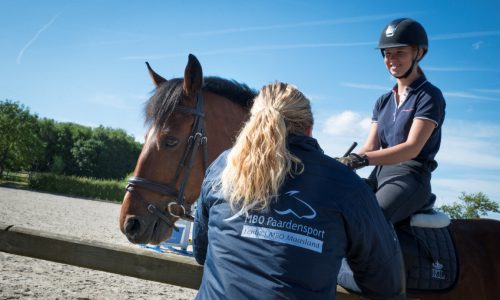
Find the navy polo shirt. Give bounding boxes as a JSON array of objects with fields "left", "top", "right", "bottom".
[{"left": 372, "top": 75, "right": 446, "bottom": 162}]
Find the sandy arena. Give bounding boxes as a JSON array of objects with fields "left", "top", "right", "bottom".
[{"left": 0, "top": 187, "right": 198, "bottom": 300}]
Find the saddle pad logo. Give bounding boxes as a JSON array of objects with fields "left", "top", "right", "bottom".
[
  {"left": 274, "top": 190, "right": 317, "bottom": 219},
  {"left": 431, "top": 261, "right": 445, "bottom": 280}
]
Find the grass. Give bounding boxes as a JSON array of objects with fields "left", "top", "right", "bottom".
[
  {"left": 0, "top": 170, "right": 126, "bottom": 202},
  {"left": 0, "top": 171, "right": 30, "bottom": 189}
]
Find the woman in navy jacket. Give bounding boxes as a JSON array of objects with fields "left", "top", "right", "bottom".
[
  {"left": 338, "top": 18, "right": 446, "bottom": 224},
  {"left": 193, "top": 82, "right": 403, "bottom": 299}
]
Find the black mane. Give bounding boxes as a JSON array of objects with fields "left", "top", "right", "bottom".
[{"left": 145, "top": 77, "right": 256, "bottom": 128}]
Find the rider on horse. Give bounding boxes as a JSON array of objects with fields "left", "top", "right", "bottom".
[{"left": 337, "top": 18, "right": 446, "bottom": 225}]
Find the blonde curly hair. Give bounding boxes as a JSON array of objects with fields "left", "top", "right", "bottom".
[{"left": 221, "top": 82, "right": 313, "bottom": 212}]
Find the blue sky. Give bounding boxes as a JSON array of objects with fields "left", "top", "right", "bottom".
[{"left": 2, "top": 0, "right": 500, "bottom": 218}]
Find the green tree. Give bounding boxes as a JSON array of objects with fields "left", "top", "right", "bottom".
[
  {"left": 438, "top": 192, "right": 500, "bottom": 219},
  {"left": 1, "top": 100, "right": 141, "bottom": 180},
  {"left": 34, "top": 118, "right": 60, "bottom": 172},
  {"left": 52, "top": 122, "right": 92, "bottom": 176},
  {"left": 0, "top": 100, "right": 43, "bottom": 176},
  {"left": 71, "top": 126, "right": 141, "bottom": 179},
  {"left": 71, "top": 137, "right": 103, "bottom": 177},
  {"left": 50, "top": 154, "right": 65, "bottom": 174},
  {"left": 92, "top": 126, "right": 141, "bottom": 179}
]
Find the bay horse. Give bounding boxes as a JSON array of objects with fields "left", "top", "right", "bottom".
[{"left": 119, "top": 54, "right": 500, "bottom": 299}]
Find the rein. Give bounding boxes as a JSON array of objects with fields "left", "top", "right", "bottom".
[{"left": 125, "top": 90, "right": 208, "bottom": 230}]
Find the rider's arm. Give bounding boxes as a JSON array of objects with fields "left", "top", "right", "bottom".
[
  {"left": 358, "top": 122, "right": 380, "bottom": 154},
  {"left": 364, "top": 118, "right": 435, "bottom": 165}
]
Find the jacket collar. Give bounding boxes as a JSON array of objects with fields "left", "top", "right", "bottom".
[{"left": 287, "top": 134, "right": 323, "bottom": 153}]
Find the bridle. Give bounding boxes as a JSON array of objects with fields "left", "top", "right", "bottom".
[{"left": 125, "top": 89, "right": 208, "bottom": 231}]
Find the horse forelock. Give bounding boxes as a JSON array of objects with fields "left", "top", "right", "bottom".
[
  {"left": 144, "top": 78, "right": 184, "bottom": 130},
  {"left": 144, "top": 77, "right": 256, "bottom": 129}
]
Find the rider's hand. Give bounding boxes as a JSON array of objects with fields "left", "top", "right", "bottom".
[{"left": 335, "top": 153, "right": 369, "bottom": 170}]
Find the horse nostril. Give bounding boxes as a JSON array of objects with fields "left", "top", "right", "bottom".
[{"left": 125, "top": 217, "right": 141, "bottom": 235}]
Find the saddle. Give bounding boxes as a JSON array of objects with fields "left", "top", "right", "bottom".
[{"left": 396, "top": 210, "right": 459, "bottom": 292}]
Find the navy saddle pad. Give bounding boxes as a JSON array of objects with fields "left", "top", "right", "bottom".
[{"left": 396, "top": 223, "right": 459, "bottom": 292}]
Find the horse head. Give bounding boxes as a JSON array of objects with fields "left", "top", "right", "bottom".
[{"left": 120, "top": 54, "right": 255, "bottom": 244}]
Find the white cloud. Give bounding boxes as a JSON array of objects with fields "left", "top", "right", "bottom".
[
  {"left": 17, "top": 13, "right": 61, "bottom": 64},
  {"left": 438, "top": 119, "right": 500, "bottom": 169},
  {"left": 433, "top": 177, "right": 500, "bottom": 208},
  {"left": 472, "top": 41, "right": 484, "bottom": 50},
  {"left": 444, "top": 119, "right": 500, "bottom": 138},
  {"left": 305, "top": 93, "right": 329, "bottom": 102},
  {"left": 182, "top": 12, "right": 423, "bottom": 37},
  {"left": 317, "top": 111, "right": 500, "bottom": 171},
  {"left": 472, "top": 88, "right": 500, "bottom": 93},
  {"left": 340, "top": 82, "right": 389, "bottom": 91},
  {"left": 434, "top": 178, "right": 499, "bottom": 198},
  {"left": 437, "top": 137, "right": 500, "bottom": 169},
  {"left": 443, "top": 91, "right": 498, "bottom": 101},
  {"left": 430, "top": 30, "right": 500, "bottom": 41},
  {"left": 322, "top": 110, "right": 372, "bottom": 137},
  {"left": 121, "top": 42, "right": 375, "bottom": 61},
  {"left": 313, "top": 113, "right": 500, "bottom": 212},
  {"left": 312, "top": 110, "right": 372, "bottom": 159},
  {"left": 425, "top": 66, "right": 498, "bottom": 72},
  {"left": 431, "top": 119, "right": 500, "bottom": 208}
]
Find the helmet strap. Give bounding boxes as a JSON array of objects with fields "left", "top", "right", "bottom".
[{"left": 394, "top": 48, "right": 420, "bottom": 79}]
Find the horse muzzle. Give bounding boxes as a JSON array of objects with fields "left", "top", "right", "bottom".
[{"left": 122, "top": 214, "right": 173, "bottom": 245}]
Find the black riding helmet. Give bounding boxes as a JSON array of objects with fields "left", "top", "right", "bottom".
[{"left": 377, "top": 18, "right": 428, "bottom": 79}]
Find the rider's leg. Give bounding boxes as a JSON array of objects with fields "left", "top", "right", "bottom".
[
  {"left": 374, "top": 163, "right": 432, "bottom": 224},
  {"left": 337, "top": 258, "right": 362, "bottom": 293}
]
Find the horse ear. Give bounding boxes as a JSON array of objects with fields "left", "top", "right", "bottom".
[
  {"left": 145, "top": 62, "right": 167, "bottom": 88},
  {"left": 183, "top": 54, "right": 203, "bottom": 97}
]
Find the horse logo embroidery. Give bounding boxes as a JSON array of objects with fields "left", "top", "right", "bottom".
[{"left": 274, "top": 190, "right": 317, "bottom": 219}]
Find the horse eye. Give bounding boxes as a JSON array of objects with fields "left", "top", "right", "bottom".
[{"left": 164, "top": 136, "right": 179, "bottom": 147}]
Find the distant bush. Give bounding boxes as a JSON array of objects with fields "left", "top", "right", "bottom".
[
  {"left": 28, "top": 172, "right": 127, "bottom": 202},
  {"left": 437, "top": 192, "right": 499, "bottom": 219}
]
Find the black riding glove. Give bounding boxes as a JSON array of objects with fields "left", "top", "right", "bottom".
[{"left": 336, "top": 153, "right": 369, "bottom": 170}]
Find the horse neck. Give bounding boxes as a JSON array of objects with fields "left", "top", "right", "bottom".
[{"left": 203, "top": 91, "right": 249, "bottom": 163}]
